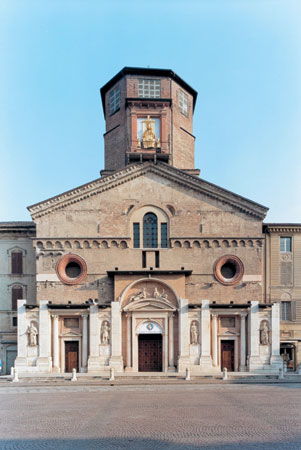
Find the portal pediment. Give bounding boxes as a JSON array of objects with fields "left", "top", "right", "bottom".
[
  {"left": 123, "top": 297, "right": 176, "bottom": 312},
  {"left": 61, "top": 330, "right": 82, "bottom": 337}
]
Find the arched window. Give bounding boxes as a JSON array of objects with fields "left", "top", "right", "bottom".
[
  {"left": 131, "top": 207, "right": 169, "bottom": 249},
  {"left": 143, "top": 213, "right": 158, "bottom": 248}
]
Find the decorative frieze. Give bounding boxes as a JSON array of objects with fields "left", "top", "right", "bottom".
[{"left": 170, "top": 238, "right": 263, "bottom": 249}]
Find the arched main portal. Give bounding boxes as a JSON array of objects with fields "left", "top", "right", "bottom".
[
  {"left": 121, "top": 278, "right": 178, "bottom": 373},
  {"left": 138, "top": 322, "right": 163, "bottom": 372}
]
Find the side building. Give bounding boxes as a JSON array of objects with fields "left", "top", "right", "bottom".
[
  {"left": 264, "top": 224, "right": 301, "bottom": 371},
  {"left": 0, "top": 222, "right": 36, "bottom": 374}
]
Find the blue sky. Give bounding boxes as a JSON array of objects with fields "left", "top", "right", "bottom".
[{"left": 0, "top": 0, "right": 300, "bottom": 222}]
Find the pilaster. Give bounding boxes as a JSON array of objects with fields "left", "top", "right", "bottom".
[
  {"left": 199, "top": 300, "right": 213, "bottom": 370},
  {"left": 177, "top": 298, "right": 190, "bottom": 371},
  {"left": 15, "top": 299, "right": 27, "bottom": 369},
  {"left": 109, "top": 301, "right": 124, "bottom": 372},
  {"left": 37, "top": 300, "right": 52, "bottom": 371},
  {"left": 270, "top": 302, "right": 283, "bottom": 369},
  {"left": 248, "top": 301, "right": 261, "bottom": 371},
  {"left": 87, "top": 304, "right": 101, "bottom": 372}
]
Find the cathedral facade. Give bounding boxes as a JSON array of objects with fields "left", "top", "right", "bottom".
[{"left": 1, "top": 67, "right": 300, "bottom": 376}]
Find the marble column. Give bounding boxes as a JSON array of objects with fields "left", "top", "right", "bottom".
[
  {"left": 164, "top": 316, "right": 168, "bottom": 372},
  {"left": 168, "top": 314, "right": 174, "bottom": 368},
  {"left": 239, "top": 313, "right": 247, "bottom": 371},
  {"left": 270, "top": 302, "right": 283, "bottom": 370},
  {"left": 15, "top": 299, "right": 27, "bottom": 369},
  {"left": 82, "top": 315, "right": 88, "bottom": 370},
  {"left": 37, "top": 300, "right": 52, "bottom": 371},
  {"left": 52, "top": 315, "right": 59, "bottom": 371},
  {"left": 126, "top": 314, "right": 132, "bottom": 368},
  {"left": 87, "top": 304, "right": 101, "bottom": 372},
  {"left": 248, "top": 301, "right": 261, "bottom": 371},
  {"left": 109, "top": 302, "right": 124, "bottom": 371},
  {"left": 212, "top": 313, "right": 218, "bottom": 367},
  {"left": 199, "top": 299, "right": 213, "bottom": 370},
  {"left": 177, "top": 298, "right": 190, "bottom": 372}
]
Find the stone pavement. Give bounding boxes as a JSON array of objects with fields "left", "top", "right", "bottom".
[{"left": 0, "top": 384, "right": 301, "bottom": 449}]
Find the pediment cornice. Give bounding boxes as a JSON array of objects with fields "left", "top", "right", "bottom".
[
  {"left": 28, "top": 162, "right": 268, "bottom": 220},
  {"left": 123, "top": 297, "right": 177, "bottom": 312}
]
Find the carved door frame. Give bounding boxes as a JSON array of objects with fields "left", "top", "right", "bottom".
[
  {"left": 131, "top": 312, "right": 169, "bottom": 373},
  {"left": 61, "top": 337, "right": 82, "bottom": 373},
  {"left": 218, "top": 335, "right": 239, "bottom": 371}
]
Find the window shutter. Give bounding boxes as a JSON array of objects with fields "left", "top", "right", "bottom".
[
  {"left": 291, "top": 301, "right": 297, "bottom": 321},
  {"left": 12, "top": 287, "right": 23, "bottom": 310},
  {"left": 12, "top": 252, "right": 23, "bottom": 274}
]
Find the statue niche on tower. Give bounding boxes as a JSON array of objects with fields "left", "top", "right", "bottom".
[{"left": 137, "top": 116, "right": 160, "bottom": 150}]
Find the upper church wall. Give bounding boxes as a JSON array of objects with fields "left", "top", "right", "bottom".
[{"left": 34, "top": 173, "right": 263, "bottom": 239}]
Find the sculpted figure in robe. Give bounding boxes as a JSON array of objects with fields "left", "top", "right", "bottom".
[
  {"left": 28, "top": 322, "right": 38, "bottom": 346},
  {"left": 190, "top": 321, "right": 199, "bottom": 345},
  {"left": 101, "top": 321, "right": 110, "bottom": 345},
  {"left": 142, "top": 116, "right": 156, "bottom": 148},
  {"left": 260, "top": 321, "right": 269, "bottom": 345}
]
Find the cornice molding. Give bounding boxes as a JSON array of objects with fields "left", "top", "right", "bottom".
[
  {"left": 266, "top": 226, "right": 301, "bottom": 233},
  {"left": 28, "top": 162, "right": 268, "bottom": 220}
]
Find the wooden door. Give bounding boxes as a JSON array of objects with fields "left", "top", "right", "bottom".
[
  {"left": 221, "top": 340, "right": 234, "bottom": 371},
  {"left": 65, "top": 341, "right": 79, "bottom": 372},
  {"left": 138, "top": 334, "right": 162, "bottom": 372}
]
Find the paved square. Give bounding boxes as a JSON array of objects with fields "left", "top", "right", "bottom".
[{"left": 0, "top": 384, "right": 300, "bottom": 449}]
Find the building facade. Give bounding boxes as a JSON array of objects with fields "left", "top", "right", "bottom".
[{"left": 1, "top": 67, "right": 300, "bottom": 375}]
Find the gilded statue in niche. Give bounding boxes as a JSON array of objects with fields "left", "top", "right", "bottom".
[{"left": 141, "top": 116, "right": 160, "bottom": 149}]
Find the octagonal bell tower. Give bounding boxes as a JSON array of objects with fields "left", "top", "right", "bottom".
[{"left": 100, "top": 67, "right": 199, "bottom": 177}]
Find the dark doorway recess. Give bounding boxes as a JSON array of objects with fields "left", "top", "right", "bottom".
[
  {"left": 138, "top": 334, "right": 162, "bottom": 372},
  {"left": 221, "top": 340, "right": 234, "bottom": 371},
  {"left": 65, "top": 341, "right": 79, "bottom": 372}
]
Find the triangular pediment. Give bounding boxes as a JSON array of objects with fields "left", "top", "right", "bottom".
[
  {"left": 61, "top": 330, "right": 81, "bottom": 337},
  {"left": 222, "top": 331, "right": 237, "bottom": 336},
  {"left": 28, "top": 162, "right": 268, "bottom": 219},
  {"left": 123, "top": 297, "right": 177, "bottom": 312}
]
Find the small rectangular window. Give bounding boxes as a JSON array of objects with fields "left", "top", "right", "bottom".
[
  {"left": 12, "top": 317, "right": 17, "bottom": 327},
  {"left": 281, "top": 301, "right": 291, "bottom": 321},
  {"left": 109, "top": 86, "right": 120, "bottom": 115},
  {"left": 142, "top": 251, "right": 146, "bottom": 268},
  {"left": 179, "top": 89, "right": 188, "bottom": 116},
  {"left": 133, "top": 223, "right": 140, "bottom": 248},
  {"left": 138, "top": 79, "right": 161, "bottom": 98},
  {"left": 12, "top": 287, "right": 23, "bottom": 310},
  {"left": 280, "top": 237, "right": 292, "bottom": 252},
  {"left": 155, "top": 251, "right": 160, "bottom": 268},
  {"left": 12, "top": 252, "right": 23, "bottom": 275},
  {"left": 161, "top": 223, "right": 167, "bottom": 248}
]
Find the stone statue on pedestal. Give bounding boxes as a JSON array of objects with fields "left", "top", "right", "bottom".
[{"left": 28, "top": 322, "right": 38, "bottom": 346}]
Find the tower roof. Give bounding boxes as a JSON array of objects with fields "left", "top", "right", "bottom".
[{"left": 100, "top": 67, "right": 198, "bottom": 115}]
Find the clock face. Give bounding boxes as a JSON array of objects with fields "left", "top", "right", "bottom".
[{"left": 137, "top": 117, "right": 160, "bottom": 140}]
